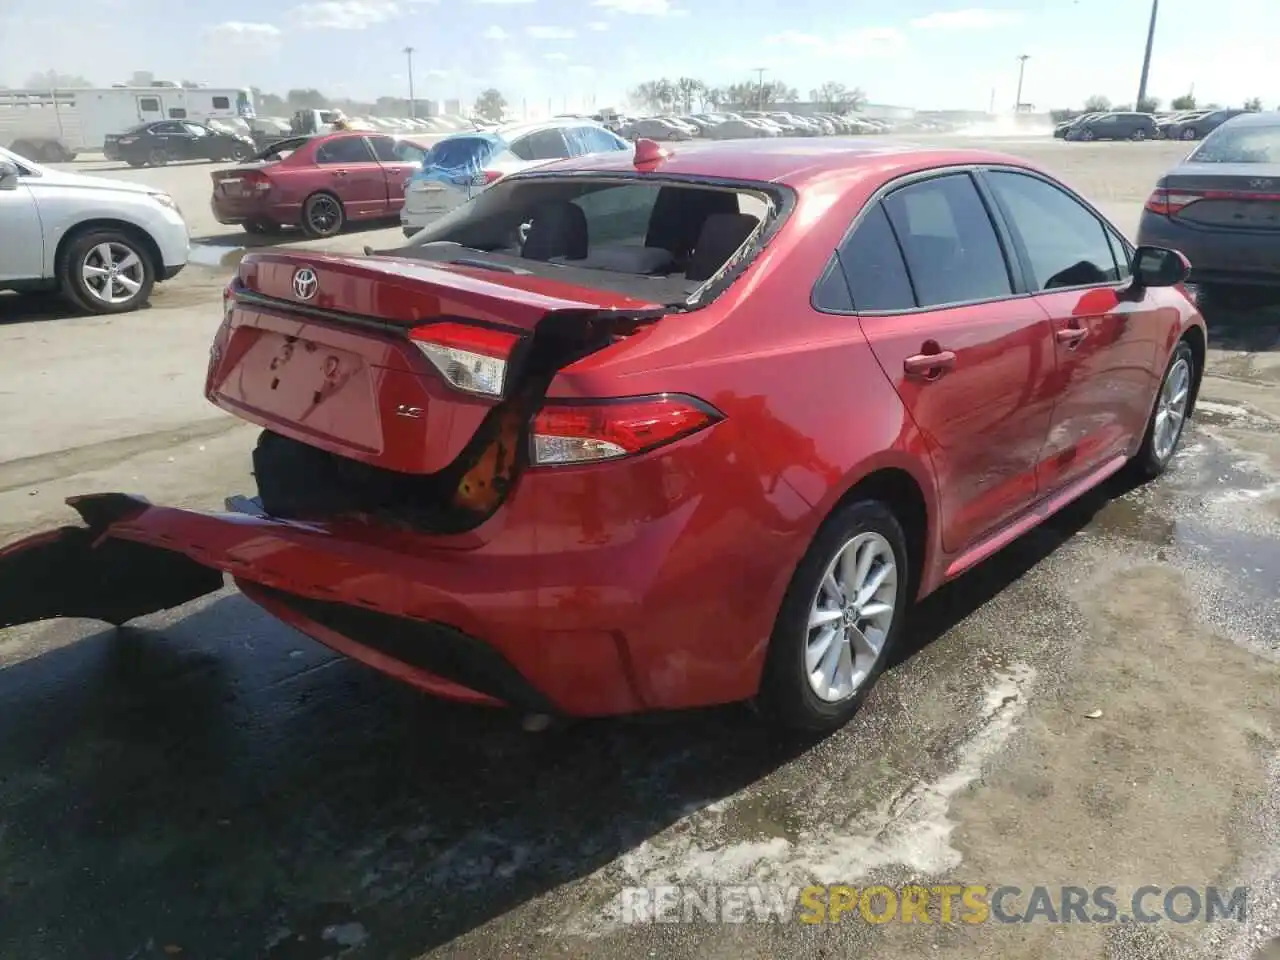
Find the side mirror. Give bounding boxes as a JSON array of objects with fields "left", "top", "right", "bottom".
[
  {"left": 0, "top": 159, "right": 20, "bottom": 191},
  {"left": 1131, "top": 244, "right": 1190, "bottom": 287}
]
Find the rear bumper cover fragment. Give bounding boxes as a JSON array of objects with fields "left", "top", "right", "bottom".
[{"left": 0, "top": 494, "right": 225, "bottom": 629}]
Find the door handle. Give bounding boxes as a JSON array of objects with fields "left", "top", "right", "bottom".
[
  {"left": 1055, "top": 327, "right": 1088, "bottom": 346},
  {"left": 331, "top": 169, "right": 349, "bottom": 177},
  {"left": 903, "top": 350, "right": 957, "bottom": 378}
]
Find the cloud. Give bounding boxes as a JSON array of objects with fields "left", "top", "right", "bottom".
[
  {"left": 482, "top": 25, "right": 509, "bottom": 39},
  {"left": 762, "top": 26, "right": 906, "bottom": 58},
  {"left": 527, "top": 25, "right": 576, "bottom": 39},
  {"left": 588, "top": 20, "right": 609, "bottom": 30},
  {"left": 205, "top": 20, "right": 282, "bottom": 41},
  {"left": 472, "top": 0, "right": 535, "bottom": 5},
  {"left": 291, "top": 0, "right": 400, "bottom": 28},
  {"left": 544, "top": 52, "right": 570, "bottom": 62},
  {"left": 910, "top": 8, "right": 1023, "bottom": 30},
  {"left": 591, "top": 0, "right": 682, "bottom": 15},
  {"left": 765, "top": 26, "right": 906, "bottom": 57}
]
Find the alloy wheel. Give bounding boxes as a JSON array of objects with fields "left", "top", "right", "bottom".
[
  {"left": 1153, "top": 356, "right": 1191, "bottom": 463},
  {"left": 81, "top": 241, "right": 146, "bottom": 306},
  {"left": 307, "top": 196, "right": 342, "bottom": 233},
  {"left": 804, "top": 531, "right": 898, "bottom": 703}
]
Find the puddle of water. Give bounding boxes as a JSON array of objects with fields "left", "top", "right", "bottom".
[{"left": 188, "top": 244, "right": 248, "bottom": 270}]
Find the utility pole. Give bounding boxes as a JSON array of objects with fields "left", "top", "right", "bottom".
[
  {"left": 989, "top": 87, "right": 996, "bottom": 115},
  {"left": 403, "top": 46, "right": 416, "bottom": 118},
  {"left": 1136, "top": 0, "right": 1159, "bottom": 109},
  {"left": 1014, "top": 54, "right": 1029, "bottom": 112},
  {"left": 753, "top": 67, "right": 767, "bottom": 111}
]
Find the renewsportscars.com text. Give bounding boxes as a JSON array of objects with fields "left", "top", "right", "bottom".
[{"left": 618, "top": 884, "right": 1249, "bottom": 925}]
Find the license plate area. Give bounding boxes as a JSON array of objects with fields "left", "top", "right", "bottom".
[{"left": 220, "top": 329, "right": 382, "bottom": 454}]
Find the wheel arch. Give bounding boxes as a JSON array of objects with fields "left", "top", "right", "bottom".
[{"left": 54, "top": 219, "right": 164, "bottom": 283}]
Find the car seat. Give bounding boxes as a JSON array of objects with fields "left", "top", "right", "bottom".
[
  {"left": 685, "top": 213, "right": 761, "bottom": 282},
  {"left": 521, "top": 201, "right": 589, "bottom": 261}
]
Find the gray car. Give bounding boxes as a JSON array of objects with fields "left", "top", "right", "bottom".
[{"left": 1136, "top": 111, "right": 1280, "bottom": 296}]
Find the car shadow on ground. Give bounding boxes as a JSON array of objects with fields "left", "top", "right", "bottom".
[
  {"left": 0, "top": 483, "right": 1110, "bottom": 959},
  {"left": 0, "top": 289, "right": 137, "bottom": 325},
  {"left": 1196, "top": 287, "right": 1280, "bottom": 352},
  {"left": 191, "top": 219, "right": 403, "bottom": 251}
]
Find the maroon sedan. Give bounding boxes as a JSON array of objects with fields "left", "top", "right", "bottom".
[
  {"left": 1, "top": 139, "right": 1205, "bottom": 732},
  {"left": 210, "top": 131, "right": 430, "bottom": 238}
]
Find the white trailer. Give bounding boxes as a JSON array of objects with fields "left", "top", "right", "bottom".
[{"left": 0, "top": 86, "right": 255, "bottom": 162}]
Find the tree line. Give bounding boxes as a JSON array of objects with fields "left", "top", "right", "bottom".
[{"left": 628, "top": 77, "right": 867, "bottom": 114}]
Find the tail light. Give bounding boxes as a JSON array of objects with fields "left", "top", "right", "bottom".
[
  {"left": 475, "top": 169, "right": 503, "bottom": 186},
  {"left": 241, "top": 170, "right": 273, "bottom": 195},
  {"left": 530, "top": 394, "right": 722, "bottom": 466},
  {"left": 1145, "top": 187, "right": 1203, "bottom": 215},
  {"left": 409, "top": 322, "right": 522, "bottom": 398}
]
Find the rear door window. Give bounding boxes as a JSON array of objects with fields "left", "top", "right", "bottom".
[
  {"left": 572, "top": 182, "right": 663, "bottom": 245},
  {"left": 832, "top": 203, "right": 916, "bottom": 311},
  {"left": 882, "top": 173, "right": 1013, "bottom": 307},
  {"left": 370, "top": 136, "right": 426, "bottom": 164},
  {"left": 315, "top": 136, "right": 375, "bottom": 164},
  {"left": 983, "top": 170, "right": 1120, "bottom": 289},
  {"left": 510, "top": 128, "right": 570, "bottom": 162},
  {"left": 565, "top": 125, "right": 627, "bottom": 155}
]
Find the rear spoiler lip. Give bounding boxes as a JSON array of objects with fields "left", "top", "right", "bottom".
[{"left": 228, "top": 285, "right": 676, "bottom": 341}]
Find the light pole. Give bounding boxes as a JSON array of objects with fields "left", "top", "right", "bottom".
[
  {"left": 403, "top": 46, "right": 416, "bottom": 118},
  {"left": 1136, "top": 0, "right": 1159, "bottom": 110},
  {"left": 1014, "top": 54, "right": 1029, "bottom": 112},
  {"left": 753, "top": 67, "right": 767, "bottom": 111}
]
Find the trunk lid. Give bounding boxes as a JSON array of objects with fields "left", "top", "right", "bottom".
[
  {"left": 1162, "top": 163, "right": 1280, "bottom": 230},
  {"left": 210, "top": 251, "right": 666, "bottom": 523}
]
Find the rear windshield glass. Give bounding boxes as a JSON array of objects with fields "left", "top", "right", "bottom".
[
  {"left": 427, "top": 136, "right": 502, "bottom": 169},
  {"left": 394, "top": 175, "right": 782, "bottom": 305},
  {"left": 1190, "top": 125, "right": 1280, "bottom": 163}
]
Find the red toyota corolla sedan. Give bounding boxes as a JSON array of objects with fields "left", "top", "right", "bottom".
[
  {"left": 210, "top": 131, "right": 431, "bottom": 238},
  {"left": 0, "top": 139, "right": 1205, "bottom": 732}
]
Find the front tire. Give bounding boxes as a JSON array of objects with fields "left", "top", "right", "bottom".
[
  {"left": 301, "top": 191, "right": 345, "bottom": 238},
  {"left": 1130, "top": 341, "right": 1196, "bottom": 481},
  {"left": 760, "top": 500, "right": 911, "bottom": 733},
  {"left": 1079, "top": 128, "right": 1096, "bottom": 141},
  {"left": 58, "top": 229, "right": 156, "bottom": 315},
  {"left": 148, "top": 147, "right": 169, "bottom": 166}
]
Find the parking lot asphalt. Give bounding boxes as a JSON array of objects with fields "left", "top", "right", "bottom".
[{"left": 1, "top": 136, "right": 1278, "bottom": 960}]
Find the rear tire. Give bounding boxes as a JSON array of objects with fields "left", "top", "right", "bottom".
[
  {"left": 759, "top": 500, "right": 911, "bottom": 733},
  {"left": 1130, "top": 128, "right": 1147, "bottom": 141},
  {"left": 230, "top": 142, "right": 254, "bottom": 162},
  {"left": 244, "top": 220, "right": 275, "bottom": 235},
  {"left": 126, "top": 158, "right": 147, "bottom": 168},
  {"left": 301, "top": 191, "right": 345, "bottom": 238},
  {"left": 58, "top": 228, "right": 156, "bottom": 316},
  {"left": 1181, "top": 127, "right": 1198, "bottom": 140},
  {"left": 1129, "top": 341, "right": 1196, "bottom": 481}
]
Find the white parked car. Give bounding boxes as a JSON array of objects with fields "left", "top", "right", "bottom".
[
  {"left": 0, "top": 145, "right": 189, "bottom": 315},
  {"left": 400, "top": 118, "right": 631, "bottom": 237}
]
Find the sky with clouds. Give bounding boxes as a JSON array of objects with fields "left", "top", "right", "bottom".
[{"left": 1, "top": 0, "right": 1277, "bottom": 115}]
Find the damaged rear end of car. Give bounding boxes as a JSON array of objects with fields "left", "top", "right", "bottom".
[{"left": 0, "top": 166, "right": 793, "bottom": 715}]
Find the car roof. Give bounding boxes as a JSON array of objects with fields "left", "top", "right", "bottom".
[
  {"left": 1217, "top": 110, "right": 1279, "bottom": 127},
  {"left": 525, "top": 138, "right": 1041, "bottom": 187},
  {"left": 493, "top": 117, "right": 607, "bottom": 139}
]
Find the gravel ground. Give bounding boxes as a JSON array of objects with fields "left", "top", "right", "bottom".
[{"left": 0, "top": 135, "right": 1276, "bottom": 960}]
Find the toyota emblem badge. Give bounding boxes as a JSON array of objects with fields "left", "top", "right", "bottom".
[{"left": 292, "top": 267, "right": 318, "bottom": 300}]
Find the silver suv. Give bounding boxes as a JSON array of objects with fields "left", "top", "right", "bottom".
[{"left": 0, "top": 146, "right": 191, "bottom": 315}]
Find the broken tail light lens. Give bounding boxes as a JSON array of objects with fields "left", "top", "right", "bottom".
[
  {"left": 409, "top": 321, "right": 522, "bottom": 398},
  {"left": 242, "top": 171, "right": 273, "bottom": 195},
  {"left": 530, "top": 394, "right": 723, "bottom": 466}
]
